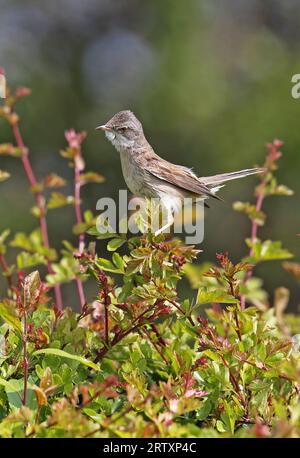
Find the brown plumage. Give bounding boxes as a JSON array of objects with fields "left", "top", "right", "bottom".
[{"left": 96, "top": 110, "right": 264, "bottom": 207}]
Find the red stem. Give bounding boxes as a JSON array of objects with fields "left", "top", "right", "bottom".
[
  {"left": 74, "top": 168, "right": 85, "bottom": 253},
  {"left": 144, "top": 328, "right": 168, "bottom": 364},
  {"left": 82, "top": 404, "right": 134, "bottom": 438},
  {"left": 234, "top": 309, "right": 242, "bottom": 341},
  {"left": 240, "top": 178, "right": 266, "bottom": 310},
  {"left": 95, "top": 321, "right": 141, "bottom": 363},
  {"left": 170, "top": 299, "right": 195, "bottom": 326},
  {"left": 0, "top": 253, "right": 13, "bottom": 289},
  {"left": 12, "top": 123, "right": 63, "bottom": 309},
  {"left": 229, "top": 281, "right": 242, "bottom": 341},
  {"left": 221, "top": 354, "right": 249, "bottom": 418},
  {"left": 22, "top": 309, "right": 28, "bottom": 406},
  {"left": 74, "top": 158, "right": 86, "bottom": 310},
  {"left": 94, "top": 303, "right": 158, "bottom": 363},
  {"left": 104, "top": 302, "right": 109, "bottom": 344},
  {"left": 250, "top": 192, "right": 265, "bottom": 247},
  {"left": 150, "top": 323, "right": 166, "bottom": 347}
]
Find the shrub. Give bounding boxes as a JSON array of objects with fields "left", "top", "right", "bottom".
[{"left": 0, "top": 81, "right": 299, "bottom": 438}]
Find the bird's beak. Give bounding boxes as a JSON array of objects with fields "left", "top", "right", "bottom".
[{"left": 95, "top": 124, "right": 111, "bottom": 131}]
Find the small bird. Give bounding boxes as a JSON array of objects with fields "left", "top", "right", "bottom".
[{"left": 96, "top": 110, "right": 264, "bottom": 234}]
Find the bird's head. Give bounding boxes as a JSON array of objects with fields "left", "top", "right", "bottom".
[{"left": 96, "top": 110, "right": 144, "bottom": 152}]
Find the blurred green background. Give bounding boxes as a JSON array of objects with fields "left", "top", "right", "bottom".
[{"left": 0, "top": 0, "right": 299, "bottom": 310}]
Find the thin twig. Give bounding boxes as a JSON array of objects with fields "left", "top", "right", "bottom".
[
  {"left": 82, "top": 404, "right": 133, "bottom": 438},
  {"left": 240, "top": 176, "right": 267, "bottom": 310},
  {"left": 221, "top": 354, "right": 249, "bottom": 419},
  {"left": 102, "top": 285, "right": 109, "bottom": 345},
  {"left": 0, "top": 253, "right": 13, "bottom": 289},
  {"left": 94, "top": 304, "right": 158, "bottom": 363},
  {"left": 12, "top": 122, "right": 63, "bottom": 309},
  {"left": 95, "top": 322, "right": 141, "bottom": 363},
  {"left": 229, "top": 281, "right": 242, "bottom": 341},
  {"left": 233, "top": 310, "right": 242, "bottom": 342},
  {"left": 169, "top": 299, "right": 195, "bottom": 326},
  {"left": 22, "top": 309, "right": 28, "bottom": 406},
  {"left": 143, "top": 328, "right": 168, "bottom": 364},
  {"left": 104, "top": 303, "right": 109, "bottom": 345},
  {"left": 78, "top": 388, "right": 106, "bottom": 410},
  {"left": 74, "top": 155, "right": 86, "bottom": 310},
  {"left": 150, "top": 323, "right": 166, "bottom": 347}
]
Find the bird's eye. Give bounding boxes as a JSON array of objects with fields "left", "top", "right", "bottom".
[{"left": 117, "top": 126, "right": 128, "bottom": 133}]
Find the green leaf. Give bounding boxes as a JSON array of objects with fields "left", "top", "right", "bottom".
[
  {"left": 197, "top": 288, "right": 238, "bottom": 305},
  {"left": 0, "top": 377, "right": 36, "bottom": 410},
  {"left": 107, "top": 238, "right": 126, "bottom": 252},
  {"left": 263, "top": 177, "right": 294, "bottom": 197},
  {"left": 245, "top": 239, "right": 293, "bottom": 263},
  {"left": 183, "top": 262, "right": 215, "bottom": 289},
  {"left": 196, "top": 400, "right": 212, "bottom": 421},
  {"left": 80, "top": 171, "right": 105, "bottom": 185},
  {"left": 47, "top": 192, "right": 74, "bottom": 209},
  {"left": 11, "top": 231, "right": 35, "bottom": 251},
  {"left": 16, "top": 252, "right": 46, "bottom": 269},
  {"left": 0, "top": 377, "right": 22, "bottom": 393},
  {"left": 73, "top": 211, "right": 96, "bottom": 235},
  {"left": 83, "top": 210, "right": 94, "bottom": 223},
  {"left": 87, "top": 226, "right": 117, "bottom": 240},
  {"left": 112, "top": 252, "right": 125, "bottom": 272},
  {"left": 43, "top": 173, "right": 66, "bottom": 188},
  {"left": 0, "top": 170, "right": 10, "bottom": 182},
  {"left": 216, "top": 420, "right": 226, "bottom": 433},
  {"left": 271, "top": 184, "right": 294, "bottom": 196},
  {"left": 46, "top": 257, "right": 81, "bottom": 285},
  {"left": 0, "top": 301, "right": 22, "bottom": 334},
  {"left": 203, "top": 349, "right": 223, "bottom": 363},
  {"left": 0, "top": 229, "right": 10, "bottom": 255},
  {"left": 221, "top": 401, "right": 236, "bottom": 434},
  {"left": 72, "top": 223, "right": 89, "bottom": 235},
  {"left": 249, "top": 379, "right": 271, "bottom": 415},
  {"left": 233, "top": 201, "right": 266, "bottom": 226},
  {"left": 33, "top": 348, "right": 100, "bottom": 371},
  {"left": 96, "top": 258, "right": 123, "bottom": 274},
  {"left": 0, "top": 144, "right": 23, "bottom": 157},
  {"left": 10, "top": 229, "right": 57, "bottom": 261}
]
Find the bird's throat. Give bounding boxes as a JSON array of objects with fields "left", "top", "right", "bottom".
[{"left": 106, "top": 131, "right": 135, "bottom": 153}]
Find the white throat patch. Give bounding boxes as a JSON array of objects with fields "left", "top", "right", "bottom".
[
  {"left": 106, "top": 131, "right": 134, "bottom": 152},
  {"left": 105, "top": 131, "right": 116, "bottom": 142}
]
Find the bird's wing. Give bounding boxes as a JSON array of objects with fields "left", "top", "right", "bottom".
[{"left": 143, "top": 156, "right": 221, "bottom": 200}]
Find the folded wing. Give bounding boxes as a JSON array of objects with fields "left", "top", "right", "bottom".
[{"left": 144, "top": 158, "right": 220, "bottom": 200}]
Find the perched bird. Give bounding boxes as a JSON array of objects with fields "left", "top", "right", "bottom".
[{"left": 96, "top": 110, "right": 264, "bottom": 234}]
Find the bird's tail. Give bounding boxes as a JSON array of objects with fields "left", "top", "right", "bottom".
[{"left": 200, "top": 167, "right": 265, "bottom": 193}]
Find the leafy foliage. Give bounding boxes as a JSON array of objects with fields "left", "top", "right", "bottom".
[{"left": 0, "top": 81, "right": 299, "bottom": 438}]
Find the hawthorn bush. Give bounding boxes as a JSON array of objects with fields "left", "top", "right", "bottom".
[{"left": 0, "top": 82, "right": 299, "bottom": 438}]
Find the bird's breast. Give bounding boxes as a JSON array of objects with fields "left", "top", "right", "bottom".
[{"left": 119, "top": 151, "right": 150, "bottom": 196}]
